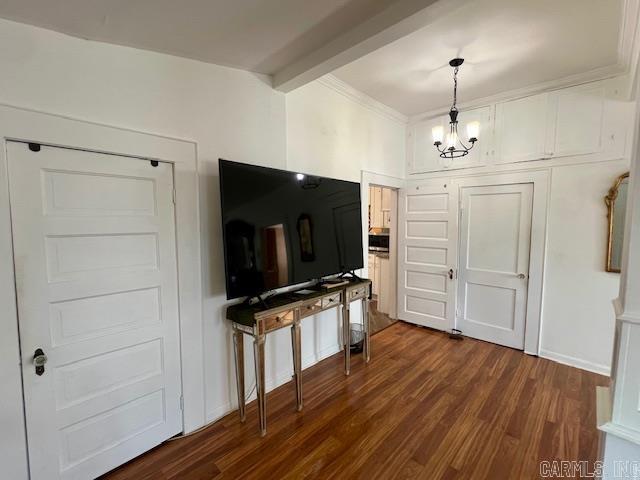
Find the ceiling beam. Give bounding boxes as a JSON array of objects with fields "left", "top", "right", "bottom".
[{"left": 272, "top": 0, "right": 472, "bottom": 93}]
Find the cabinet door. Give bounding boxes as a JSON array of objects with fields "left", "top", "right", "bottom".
[
  {"left": 381, "top": 188, "right": 392, "bottom": 211},
  {"left": 494, "top": 93, "right": 550, "bottom": 164},
  {"left": 372, "top": 256, "right": 380, "bottom": 296},
  {"left": 548, "top": 82, "right": 605, "bottom": 158},
  {"left": 373, "top": 187, "right": 384, "bottom": 228},
  {"left": 378, "top": 257, "right": 390, "bottom": 315},
  {"left": 408, "top": 115, "right": 448, "bottom": 174},
  {"left": 369, "top": 186, "right": 381, "bottom": 228}
]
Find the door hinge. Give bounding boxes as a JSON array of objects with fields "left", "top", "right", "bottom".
[{"left": 179, "top": 395, "right": 184, "bottom": 411}]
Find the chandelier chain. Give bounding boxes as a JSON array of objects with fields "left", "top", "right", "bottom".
[{"left": 451, "top": 66, "right": 459, "bottom": 112}]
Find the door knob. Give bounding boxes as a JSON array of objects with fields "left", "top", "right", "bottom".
[
  {"left": 517, "top": 273, "right": 526, "bottom": 279},
  {"left": 33, "top": 348, "right": 47, "bottom": 376}
]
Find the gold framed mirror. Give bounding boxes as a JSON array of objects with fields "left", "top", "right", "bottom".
[{"left": 605, "top": 172, "right": 629, "bottom": 273}]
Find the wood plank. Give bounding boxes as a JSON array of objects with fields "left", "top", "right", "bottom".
[{"left": 101, "top": 322, "right": 609, "bottom": 480}]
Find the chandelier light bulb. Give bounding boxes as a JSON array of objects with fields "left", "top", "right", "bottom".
[
  {"left": 432, "top": 125, "right": 444, "bottom": 144},
  {"left": 466, "top": 121, "right": 480, "bottom": 141},
  {"left": 446, "top": 131, "right": 458, "bottom": 149}
]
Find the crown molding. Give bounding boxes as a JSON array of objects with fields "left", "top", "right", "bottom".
[
  {"left": 408, "top": 63, "right": 627, "bottom": 124},
  {"left": 316, "top": 74, "right": 408, "bottom": 124}
]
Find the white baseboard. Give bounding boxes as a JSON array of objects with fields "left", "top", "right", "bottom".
[
  {"left": 539, "top": 348, "right": 611, "bottom": 376},
  {"left": 205, "top": 342, "right": 342, "bottom": 424}
]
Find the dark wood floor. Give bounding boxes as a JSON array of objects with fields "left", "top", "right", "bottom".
[
  {"left": 103, "top": 322, "right": 608, "bottom": 480},
  {"left": 369, "top": 296, "right": 397, "bottom": 334}
]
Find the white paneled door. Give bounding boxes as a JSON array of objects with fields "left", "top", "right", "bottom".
[
  {"left": 397, "top": 184, "right": 457, "bottom": 330},
  {"left": 8, "top": 142, "right": 183, "bottom": 480},
  {"left": 457, "top": 183, "right": 534, "bottom": 349}
]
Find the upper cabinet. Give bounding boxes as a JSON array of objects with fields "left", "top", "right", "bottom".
[
  {"left": 549, "top": 82, "right": 605, "bottom": 158},
  {"left": 407, "top": 78, "right": 632, "bottom": 175},
  {"left": 494, "top": 94, "right": 552, "bottom": 164}
]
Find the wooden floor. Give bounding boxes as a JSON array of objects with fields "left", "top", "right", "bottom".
[
  {"left": 369, "top": 296, "right": 397, "bottom": 334},
  {"left": 102, "top": 322, "right": 608, "bottom": 480}
]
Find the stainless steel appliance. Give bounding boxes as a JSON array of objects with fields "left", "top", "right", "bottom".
[{"left": 368, "top": 232, "right": 389, "bottom": 253}]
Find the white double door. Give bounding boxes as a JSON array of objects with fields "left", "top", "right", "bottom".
[
  {"left": 8, "top": 142, "right": 183, "bottom": 480},
  {"left": 397, "top": 181, "right": 533, "bottom": 350}
]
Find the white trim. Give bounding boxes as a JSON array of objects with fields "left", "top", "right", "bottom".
[
  {"left": 0, "top": 104, "right": 204, "bottom": 479},
  {"left": 409, "top": 67, "right": 627, "bottom": 124},
  {"left": 540, "top": 348, "right": 611, "bottom": 376},
  {"left": 318, "top": 75, "right": 408, "bottom": 124},
  {"left": 451, "top": 170, "right": 548, "bottom": 355}
]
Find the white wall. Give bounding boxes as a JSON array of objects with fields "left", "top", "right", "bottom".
[
  {"left": 0, "top": 18, "right": 407, "bottom": 432},
  {"left": 539, "top": 160, "right": 627, "bottom": 373},
  {"left": 286, "top": 79, "right": 406, "bottom": 182},
  {"left": 285, "top": 80, "right": 406, "bottom": 370}
]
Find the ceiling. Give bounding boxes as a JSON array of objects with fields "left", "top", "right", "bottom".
[
  {"left": 332, "top": 0, "right": 624, "bottom": 115},
  {"left": 0, "top": 0, "right": 628, "bottom": 117},
  {"left": 0, "top": 0, "right": 395, "bottom": 74}
]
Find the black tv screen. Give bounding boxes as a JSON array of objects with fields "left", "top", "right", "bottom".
[{"left": 219, "top": 159, "right": 363, "bottom": 299}]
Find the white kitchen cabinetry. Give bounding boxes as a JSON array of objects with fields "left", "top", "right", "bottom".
[
  {"left": 377, "top": 256, "right": 391, "bottom": 315},
  {"left": 494, "top": 94, "right": 552, "bottom": 164},
  {"left": 381, "top": 188, "right": 392, "bottom": 228},
  {"left": 369, "top": 186, "right": 383, "bottom": 229},
  {"left": 369, "top": 253, "right": 380, "bottom": 296}
]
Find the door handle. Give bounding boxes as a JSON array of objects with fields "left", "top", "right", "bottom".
[
  {"left": 517, "top": 273, "right": 527, "bottom": 279},
  {"left": 448, "top": 269, "right": 454, "bottom": 280},
  {"left": 33, "top": 348, "right": 47, "bottom": 376}
]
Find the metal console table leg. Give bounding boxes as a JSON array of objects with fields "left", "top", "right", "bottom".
[
  {"left": 342, "top": 299, "right": 351, "bottom": 375},
  {"left": 253, "top": 334, "right": 266, "bottom": 436},
  {"left": 291, "top": 320, "right": 303, "bottom": 411},
  {"left": 232, "top": 327, "right": 246, "bottom": 422}
]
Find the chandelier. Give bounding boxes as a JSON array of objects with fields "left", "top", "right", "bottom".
[{"left": 432, "top": 58, "right": 479, "bottom": 159}]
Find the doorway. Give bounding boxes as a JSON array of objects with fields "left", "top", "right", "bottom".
[
  {"left": 368, "top": 184, "right": 399, "bottom": 334},
  {"left": 8, "top": 142, "right": 183, "bottom": 479},
  {"left": 456, "top": 183, "right": 534, "bottom": 349}
]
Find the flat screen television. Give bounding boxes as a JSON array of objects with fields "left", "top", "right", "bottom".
[{"left": 219, "top": 159, "right": 363, "bottom": 300}]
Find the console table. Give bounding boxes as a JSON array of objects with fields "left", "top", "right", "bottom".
[{"left": 226, "top": 278, "right": 371, "bottom": 436}]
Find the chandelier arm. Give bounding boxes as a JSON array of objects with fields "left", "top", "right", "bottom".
[{"left": 457, "top": 137, "right": 472, "bottom": 150}]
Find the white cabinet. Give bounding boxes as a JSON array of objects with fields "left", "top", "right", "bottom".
[
  {"left": 408, "top": 115, "right": 447, "bottom": 174},
  {"left": 495, "top": 94, "right": 552, "bottom": 163},
  {"left": 369, "top": 254, "right": 380, "bottom": 296},
  {"left": 549, "top": 82, "right": 605, "bottom": 158},
  {"left": 377, "top": 256, "right": 391, "bottom": 315},
  {"left": 369, "top": 186, "right": 383, "bottom": 229},
  {"left": 408, "top": 106, "right": 492, "bottom": 174},
  {"left": 408, "top": 79, "right": 631, "bottom": 175},
  {"left": 495, "top": 81, "right": 615, "bottom": 164}
]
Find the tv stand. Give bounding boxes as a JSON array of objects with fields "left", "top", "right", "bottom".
[{"left": 226, "top": 278, "right": 372, "bottom": 436}]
